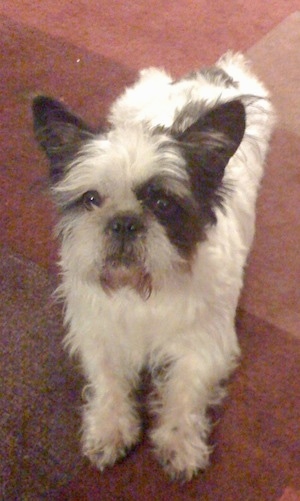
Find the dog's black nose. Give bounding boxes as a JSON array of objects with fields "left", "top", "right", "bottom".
[{"left": 107, "top": 214, "right": 144, "bottom": 238}]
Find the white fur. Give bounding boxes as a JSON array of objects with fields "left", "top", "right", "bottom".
[{"left": 56, "top": 53, "right": 274, "bottom": 480}]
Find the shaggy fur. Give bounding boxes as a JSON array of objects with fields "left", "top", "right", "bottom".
[{"left": 32, "top": 52, "right": 274, "bottom": 480}]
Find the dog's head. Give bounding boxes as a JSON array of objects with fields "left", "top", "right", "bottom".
[{"left": 32, "top": 89, "right": 245, "bottom": 298}]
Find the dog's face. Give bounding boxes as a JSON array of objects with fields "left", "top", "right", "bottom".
[{"left": 32, "top": 93, "right": 245, "bottom": 297}]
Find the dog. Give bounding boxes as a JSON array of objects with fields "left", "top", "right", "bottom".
[{"left": 32, "top": 52, "right": 274, "bottom": 480}]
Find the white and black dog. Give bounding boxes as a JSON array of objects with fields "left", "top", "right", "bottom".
[{"left": 32, "top": 52, "right": 274, "bottom": 480}]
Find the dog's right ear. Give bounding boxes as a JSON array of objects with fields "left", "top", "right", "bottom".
[{"left": 32, "top": 96, "right": 95, "bottom": 183}]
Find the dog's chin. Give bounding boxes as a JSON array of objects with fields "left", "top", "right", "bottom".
[{"left": 100, "top": 261, "right": 152, "bottom": 300}]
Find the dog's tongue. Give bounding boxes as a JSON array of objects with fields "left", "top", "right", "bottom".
[{"left": 100, "top": 264, "right": 152, "bottom": 299}]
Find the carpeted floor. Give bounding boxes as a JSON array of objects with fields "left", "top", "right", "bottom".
[
  {"left": 0, "top": 3, "right": 299, "bottom": 500},
  {"left": 0, "top": 247, "right": 83, "bottom": 498}
]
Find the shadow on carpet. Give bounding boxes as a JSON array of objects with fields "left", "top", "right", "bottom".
[{"left": 0, "top": 246, "right": 84, "bottom": 499}]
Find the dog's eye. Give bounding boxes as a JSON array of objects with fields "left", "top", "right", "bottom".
[
  {"left": 155, "top": 197, "right": 172, "bottom": 213},
  {"left": 152, "top": 195, "right": 179, "bottom": 218},
  {"left": 139, "top": 185, "right": 179, "bottom": 217},
  {"left": 82, "top": 190, "right": 102, "bottom": 210}
]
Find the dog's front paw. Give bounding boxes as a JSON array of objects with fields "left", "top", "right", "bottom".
[
  {"left": 82, "top": 404, "right": 141, "bottom": 471},
  {"left": 151, "top": 418, "right": 211, "bottom": 481}
]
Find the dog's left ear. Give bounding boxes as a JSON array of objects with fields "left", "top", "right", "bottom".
[
  {"left": 32, "top": 96, "right": 95, "bottom": 183},
  {"left": 173, "top": 100, "right": 246, "bottom": 180}
]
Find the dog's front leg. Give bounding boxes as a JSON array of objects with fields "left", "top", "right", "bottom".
[
  {"left": 150, "top": 351, "right": 221, "bottom": 481},
  {"left": 80, "top": 352, "right": 142, "bottom": 471}
]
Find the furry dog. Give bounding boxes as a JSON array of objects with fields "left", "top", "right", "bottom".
[{"left": 32, "top": 52, "right": 274, "bottom": 480}]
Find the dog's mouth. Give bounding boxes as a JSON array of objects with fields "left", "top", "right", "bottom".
[{"left": 100, "top": 258, "right": 152, "bottom": 300}]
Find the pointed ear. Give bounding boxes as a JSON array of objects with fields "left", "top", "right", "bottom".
[
  {"left": 32, "top": 96, "right": 94, "bottom": 183},
  {"left": 170, "top": 100, "right": 246, "bottom": 224},
  {"left": 174, "top": 100, "right": 246, "bottom": 178}
]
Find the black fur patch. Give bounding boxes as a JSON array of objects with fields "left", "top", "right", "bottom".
[
  {"left": 32, "top": 96, "right": 95, "bottom": 183},
  {"left": 171, "top": 67, "right": 237, "bottom": 88},
  {"left": 178, "top": 139, "right": 228, "bottom": 226},
  {"left": 198, "top": 67, "right": 238, "bottom": 88},
  {"left": 136, "top": 176, "right": 204, "bottom": 259},
  {"left": 173, "top": 100, "right": 246, "bottom": 224}
]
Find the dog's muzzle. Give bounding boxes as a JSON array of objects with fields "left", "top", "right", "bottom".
[
  {"left": 101, "top": 212, "right": 152, "bottom": 298},
  {"left": 104, "top": 212, "right": 145, "bottom": 266}
]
